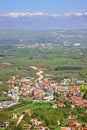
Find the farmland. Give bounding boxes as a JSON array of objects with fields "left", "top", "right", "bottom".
[{"left": 0, "top": 29, "right": 87, "bottom": 91}]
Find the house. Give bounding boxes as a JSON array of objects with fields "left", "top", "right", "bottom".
[
  {"left": 7, "top": 76, "right": 19, "bottom": 85},
  {"left": 83, "top": 128, "right": 87, "bottom": 130},
  {"left": 43, "top": 95, "right": 54, "bottom": 101},
  {"left": 0, "top": 102, "right": 3, "bottom": 109},
  {"left": 1, "top": 101, "right": 18, "bottom": 108},
  {"left": 52, "top": 104, "right": 57, "bottom": 109},
  {"left": 69, "top": 86, "right": 79, "bottom": 96},
  {"left": 1, "top": 122, "right": 9, "bottom": 128},
  {"left": 30, "top": 119, "right": 38, "bottom": 126},
  {"left": 57, "top": 102, "right": 65, "bottom": 107},
  {"left": 68, "top": 119, "right": 78, "bottom": 126},
  {"left": 37, "top": 125, "right": 45, "bottom": 130},
  {"left": 71, "top": 96, "right": 87, "bottom": 108},
  {"left": 21, "top": 77, "right": 31, "bottom": 83},
  {"left": 8, "top": 87, "right": 19, "bottom": 102},
  {"left": 62, "top": 86, "right": 69, "bottom": 92},
  {"left": 68, "top": 115, "right": 77, "bottom": 120},
  {"left": 37, "top": 121, "right": 42, "bottom": 126},
  {"left": 61, "top": 79, "right": 71, "bottom": 85},
  {"left": 68, "top": 125, "right": 83, "bottom": 130},
  {"left": 42, "top": 81, "right": 50, "bottom": 88},
  {"left": 12, "top": 113, "right": 17, "bottom": 119},
  {"left": 75, "top": 125, "right": 83, "bottom": 130},
  {"left": 35, "top": 91, "right": 43, "bottom": 99},
  {"left": 57, "top": 120, "right": 61, "bottom": 125},
  {"left": 71, "top": 105, "right": 75, "bottom": 109},
  {"left": 60, "top": 127, "right": 70, "bottom": 130},
  {"left": 23, "top": 124, "right": 31, "bottom": 129},
  {"left": 0, "top": 81, "right": 3, "bottom": 85}
]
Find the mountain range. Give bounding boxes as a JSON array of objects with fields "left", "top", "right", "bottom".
[{"left": 0, "top": 12, "right": 87, "bottom": 29}]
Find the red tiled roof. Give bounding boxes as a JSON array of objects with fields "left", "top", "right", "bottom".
[
  {"left": 24, "top": 124, "right": 31, "bottom": 127},
  {"left": 37, "top": 125, "right": 44, "bottom": 129},
  {"left": 83, "top": 128, "right": 87, "bottom": 130},
  {"left": 60, "top": 127, "right": 70, "bottom": 130},
  {"left": 75, "top": 125, "right": 83, "bottom": 129},
  {"left": 42, "top": 81, "right": 50, "bottom": 87},
  {"left": 69, "top": 119, "right": 77, "bottom": 126},
  {"left": 57, "top": 102, "right": 65, "bottom": 107}
]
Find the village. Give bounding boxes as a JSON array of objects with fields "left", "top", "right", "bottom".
[{"left": 0, "top": 66, "right": 87, "bottom": 130}]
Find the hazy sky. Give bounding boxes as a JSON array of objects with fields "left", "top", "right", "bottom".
[{"left": 0, "top": 0, "right": 87, "bottom": 14}]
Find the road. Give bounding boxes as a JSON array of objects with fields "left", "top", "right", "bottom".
[
  {"left": 16, "top": 114, "right": 25, "bottom": 126},
  {"left": 30, "top": 66, "right": 44, "bottom": 81}
]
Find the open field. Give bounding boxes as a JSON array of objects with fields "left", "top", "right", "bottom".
[
  {"left": 12, "top": 102, "right": 52, "bottom": 113},
  {"left": 0, "top": 44, "right": 87, "bottom": 82}
]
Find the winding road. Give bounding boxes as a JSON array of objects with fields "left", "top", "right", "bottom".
[{"left": 30, "top": 66, "right": 44, "bottom": 81}]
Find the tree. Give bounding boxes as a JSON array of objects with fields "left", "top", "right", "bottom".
[
  {"left": 0, "top": 111, "right": 9, "bottom": 124},
  {"left": 13, "top": 125, "right": 23, "bottom": 130},
  {"left": 83, "top": 92, "right": 87, "bottom": 99}
]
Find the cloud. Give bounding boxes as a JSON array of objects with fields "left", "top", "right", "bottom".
[
  {"left": 0, "top": 12, "right": 49, "bottom": 18},
  {"left": 0, "top": 12, "right": 87, "bottom": 18},
  {"left": 64, "top": 12, "right": 86, "bottom": 17}
]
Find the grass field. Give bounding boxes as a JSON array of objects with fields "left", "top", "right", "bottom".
[
  {"left": 12, "top": 102, "right": 52, "bottom": 113},
  {"left": 0, "top": 45, "right": 87, "bottom": 82}
]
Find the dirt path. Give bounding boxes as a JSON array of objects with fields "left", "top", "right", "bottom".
[
  {"left": 30, "top": 66, "right": 38, "bottom": 70},
  {"left": 16, "top": 114, "right": 25, "bottom": 126},
  {"left": 30, "top": 66, "right": 44, "bottom": 81},
  {"left": 2, "top": 62, "right": 12, "bottom": 65},
  {"left": 36, "top": 70, "right": 43, "bottom": 81}
]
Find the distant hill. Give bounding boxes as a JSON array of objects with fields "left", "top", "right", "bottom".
[{"left": 0, "top": 12, "right": 87, "bottom": 29}]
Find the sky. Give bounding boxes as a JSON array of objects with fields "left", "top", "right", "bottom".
[{"left": 0, "top": 0, "right": 87, "bottom": 14}]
